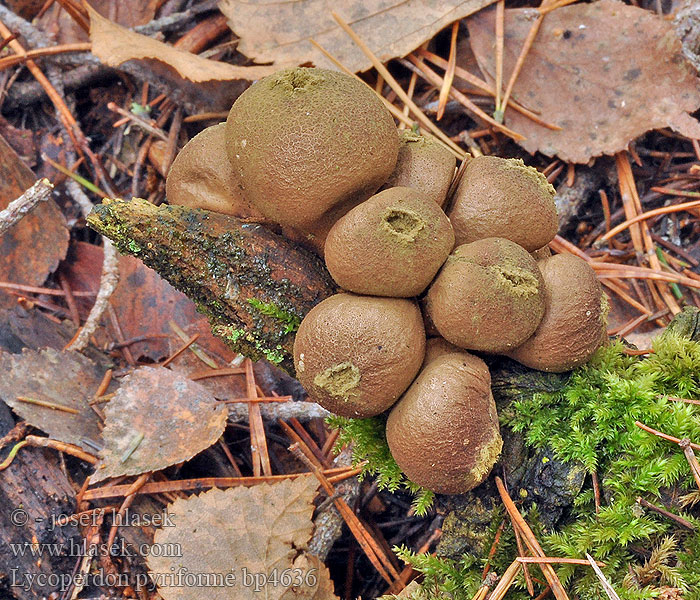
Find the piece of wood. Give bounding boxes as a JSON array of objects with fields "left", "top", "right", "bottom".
[{"left": 87, "top": 199, "right": 337, "bottom": 374}]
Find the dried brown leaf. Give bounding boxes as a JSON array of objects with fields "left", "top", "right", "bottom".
[
  {"left": 62, "top": 243, "right": 236, "bottom": 363},
  {"left": 0, "top": 348, "right": 103, "bottom": 450},
  {"left": 87, "top": 4, "right": 282, "bottom": 82},
  {"left": 467, "top": 0, "right": 700, "bottom": 162},
  {"left": 219, "top": 0, "right": 498, "bottom": 73},
  {"left": 146, "top": 477, "right": 337, "bottom": 600},
  {"left": 90, "top": 367, "right": 227, "bottom": 483},
  {"left": 0, "top": 134, "right": 68, "bottom": 308}
]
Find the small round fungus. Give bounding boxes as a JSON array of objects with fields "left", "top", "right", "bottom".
[
  {"left": 166, "top": 124, "right": 263, "bottom": 219},
  {"left": 293, "top": 293, "right": 425, "bottom": 417},
  {"left": 507, "top": 253, "right": 609, "bottom": 372},
  {"left": 386, "top": 352, "right": 502, "bottom": 494},
  {"left": 426, "top": 238, "right": 546, "bottom": 353},
  {"left": 448, "top": 155, "right": 558, "bottom": 251},
  {"left": 324, "top": 187, "right": 455, "bottom": 297},
  {"left": 225, "top": 67, "right": 399, "bottom": 235},
  {"left": 381, "top": 130, "right": 456, "bottom": 207}
]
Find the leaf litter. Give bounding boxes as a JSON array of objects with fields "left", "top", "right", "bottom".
[
  {"left": 0, "top": 348, "right": 104, "bottom": 451},
  {"left": 219, "top": 0, "right": 498, "bottom": 73},
  {"left": 146, "top": 476, "right": 338, "bottom": 600},
  {"left": 467, "top": 0, "right": 700, "bottom": 162},
  {"left": 91, "top": 366, "right": 228, "bottom": 483}
]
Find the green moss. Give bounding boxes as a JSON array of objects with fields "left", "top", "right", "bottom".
[
  {"left": 247, "top": 298, "right": 301, "bottom": 334},
  {"left": 361, "top": 331, "right": 700, "bottom": 599}
]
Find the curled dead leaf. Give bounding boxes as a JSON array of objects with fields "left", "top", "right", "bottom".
[{"left": 87, "top": 3, "right": 281, "bottom": 82}]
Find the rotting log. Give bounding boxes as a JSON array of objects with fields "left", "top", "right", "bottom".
[{"left": 87, "top": 199, "right": 337, "bottom": 374}]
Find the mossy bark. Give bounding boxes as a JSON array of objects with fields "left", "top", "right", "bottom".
[{"left": 87, "top": 199, "right": 337, "bottom": 374}]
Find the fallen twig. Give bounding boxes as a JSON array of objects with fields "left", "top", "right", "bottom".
[{"left": 0, "top": 179, "right": 53, "bottom": 236}]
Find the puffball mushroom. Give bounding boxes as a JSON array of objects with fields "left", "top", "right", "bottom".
[
  {"left": 507, "top": 253, "right": 609, "bottom": 372},
  {"left": 225, "top": 67, "right": 399, "bottom": 239},
  {"left": 386, "top": 352, "right": 502, "bottom": 494},
  {"left": 448, "top": 156, "right": 558, "bottom": 252},
  {"left": 166, "top": 123, "right": 263, "bottom": 220},
  {"left": 426, "top": 237, "right": 546, "bottom": 353},
  {"left": 380, "top": 130, "right": 456, "bottom": 207},
  {"left": 293, "top": 293, "right": 425, "bottom": 418},
  {"left": 323, "top": 187, "right": 455, "bottom": 297}
]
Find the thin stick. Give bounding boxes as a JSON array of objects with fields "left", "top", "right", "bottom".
[
  {"left": 331, "top": 13, "right": 475, "bottom": 153},
  {"left": 495, "top": 477, "right": 570, "bottom": 600},
  {"left": 636, "top": 496, "right": 696, "bottom": 530},
  {"left": 161, "top": 333, "right": 200, "bottom": 367},
  {"left": 0, "top": 435, "right": 97, "bottom": 471},
  {"left": 512, "top": 521, "right": 535, "bottom": 595},
  {"left": 488, "top": 561, "right": 523, "bottom": 600},
  {"left": 517, "top": 557, "right": 606, "bottom": 567},
  {"left": 308, "top": 38, "right": 463, "bottom": 159},
  {"left": 663, "top": 396, "right": 700, "bottom": 406},
  {"left": 0, "top": 179, "right": 54, "bottom": 235},
  {"left": 0, "top": 42, "right": 91, "bottom": 70},
  {"left": 244, "top": 358, "right": 272, "bottom": 476},
  {"left": 107, "top": 472, "right": 150, "bottom": 547},
  {"left": 596, "top": 200, "right": 700, "bottom": 244},
  {"left": 494, "top": 0, "right": 505, "bottom": 119},
  {"left": 15, "top": 396, "right": 79, "bottom": 415},
  {"left": 591, "top": 471, "right": 601, "bottom": 514},
  {"left": 437, "top": 21, "right": 459, "bottom": 121},
  {"left": 406, "top": 54, "right": 525, "bottom": 140},
  {"left": 586, "top": 554, "right": 621, "bottom": 600},
  {"left": 679, "top": 439, "right": 700, "bottom": 491},
  {"left": 634, "top": 421, "right": 700, "bottom": 451}
]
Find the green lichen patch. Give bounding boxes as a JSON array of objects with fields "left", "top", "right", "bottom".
[{"left": 247, "top": 298, "right": 301, "bottom": 334}]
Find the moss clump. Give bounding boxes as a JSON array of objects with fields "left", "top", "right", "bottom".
[{"left": 349, "top": 329, "right": 700, "bottom": 599}]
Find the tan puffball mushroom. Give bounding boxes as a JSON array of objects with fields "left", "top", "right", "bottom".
[
  {"left": 166, "top": 124, "right": 264, "bottom": 220},
  {"left": 380, "top": 130, "right": 456, "bottom": 207},
  {"left": 386, "top": 352, "right": 502, "bottom": 494},
  {"left": 507, "top": 253, "right": 609, "bottom": 372},
  {"left": 448, "top": 156, "right": 558, "bottom": 252},
  {"left": 226, "top": 67, "right": 399, "bottom": 236},
  {"left": 293, "top": 293, "right": 425, "bottom": 418},
  {"left": 530, "top": 245, "right": 552, "bottom": 261},
  {"left": 426, "top": 237, "right": 546, "bottom": 353},
  {"left": 323, "top": 187, "right": 455, "bottom": 298},
  {"left": 423, "top": 337, "right": 462, "bottom": 367}
]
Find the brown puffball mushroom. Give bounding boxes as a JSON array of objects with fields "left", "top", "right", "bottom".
[
  {"left": 386, "top": 352, "right": 502, "bottom": 494},
  {"left": 380, "top": 130, "right": 456, "bottom": 207},
  {"left": 530, "top": 245, "right": 552, "bottom": 261},
  {"left": 293, "top": 293, "right": 425, "bottom": 417},
  {"left": 166, "top": 124, "right": 264, "bottom": 219},
  {"left": 226, "top": 67, "right": 399, "bottom": 235},
  {"left": 324, "top": 187, "right": 455, "bottom": 297},
  {"left": 426, "top": 237, "right": 546, "bottom": 353},
  {"left": 507, "top": 253, "right": 608, "bottom": 372},
  {"left": 423, "top": 337, "right": 462, "bottom": 367},
  {"left": 448, "top": 156, "right": 558, "bottom": 251}
]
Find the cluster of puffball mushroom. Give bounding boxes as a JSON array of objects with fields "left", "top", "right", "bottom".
[{"left": 166, "top": 66, "right": 609, "bottom": 495}]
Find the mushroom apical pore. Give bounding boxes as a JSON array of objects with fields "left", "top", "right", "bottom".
[
  {"left": 448, "top": 156, "right": 558, "bottom": 251},
  {"left": 507, "top": 253, "right": 609, "bottom": 372},
  {"left": 426, "top": 237, "right": 546, "bottom": 353},
  {"left": 386, "top": 352, "right": 502, "bottom": 494},
  {"left": 166, "top": 124, "right": 263, "bottom": 219},
  {"left": 225, "top": 67, "right": 399, "bottom": 237},
  {"left": 381, "top": 130, "right": 456, "bottom": 207},
  {"left": 324, "top": 187, "right": 455, "bottom": 297},
  {"left": 293, "top": 293, "right": 426, "bottom": 417}
]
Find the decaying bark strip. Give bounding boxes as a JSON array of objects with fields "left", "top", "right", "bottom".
[{"left": 87, "top": 199, "right": 337, "bottom": 374}]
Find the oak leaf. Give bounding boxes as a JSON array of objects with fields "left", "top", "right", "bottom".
[{"left": 467, "top": 0, "right": 700, "bottom": 162}]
